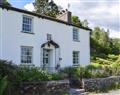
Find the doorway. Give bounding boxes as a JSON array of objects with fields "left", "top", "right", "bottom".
[{"left": 43, "top": 49, "right": 51, "bottom": 71}]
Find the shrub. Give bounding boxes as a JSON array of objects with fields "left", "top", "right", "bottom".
[
  {"left": 61, "top": 67, "right": 79, "bottom": 79},
  {"left": 50, "top": 72, "right": 65, "bottom": 80},
  {"left": 108, "top": 54, "right": 118, "bottom": 61},
  {"left": 0, "top": 60, "right": 17, "bottom": 81},
  {"left": 16, "top": 68, "right": 52, "bottom": 81},
  {"left": 0, "top": 76, "right": 8, "bottom": 95},
  {"left": 111, "top": 62, "right": 120, "bottom": 76},
  {"left": 0, "top": 60, "right": 66, "bottom": 82}
]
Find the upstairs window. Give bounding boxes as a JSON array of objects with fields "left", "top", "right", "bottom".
[
  {"left": 22, "top": 15, "right": 33, "bottom": 33},
  {"left": 73, "top": 28, "right": 79, "bottom": 41},
  {"left": 47, "top": 34, "right": 52, "bottom": 41},
  {"left": 73, "top": 51, "right": 79, "bottom": 65},
  {"left": 21, "top": 46, "right": 33, "bottom": 64}
]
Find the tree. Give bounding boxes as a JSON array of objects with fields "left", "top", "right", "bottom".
[
  {"left": 82, "top": 19, "right": 89, "bottom": 28},
  {"left": 0, "top": 76, "right": 8, "bottom": 95},
  {"left": 34, "top": 0, "right": 48, "bottom": 14},
  {"left": 2, "top": 0, "right": 11, "bottom": 7},
  {"left": 71, "top": 16, "right": 82, "bottom": 26},
  {"left": 90, "top": 26, "right": 120, "bottom": 57},
  {"left": 91, "top": 27, "right": 111, "bottom": 56},
  {"left": 110, "top": 38, "right": 120, "bottom": 54},
  {"left": 34, "top": 0, "right": 60, "bottom": 17}
]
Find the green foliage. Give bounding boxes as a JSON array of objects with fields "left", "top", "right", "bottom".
[
  {"left": 16, "top": 68, "right": 52, "bottom": 81},
  {"left": 93, "top": 58, "right": 112, "bottom": 65},
  {"left": 0, "top": 60, "right": 17, "bottom": 81},
  {"left": 61, "top": 66, "right": 84, "bottom": 79},
  {"left": 0, "top": 76, "right": 8, "bottom": 95},
  {"left": 91, "top": 27, "right": 111, "bottom": 56},
  {"left": 111, "top": 59, "right": 120, "bottom": 76},
  {"left": 91, "top": 27, "right": 120, "bottom": 57},
  {"left": 34, "top": 0, "right": 60, "bottom": 17},
  {"left": 50, "top": 72, "right": 65, "bottom": 80},
  {"left": 61, "top": 64, "right": 110, "bottom": 79},
  {"left": 71, "top": 16, "right": 82, "bottom": 26},
  {"left": 85, "top": 63, "right": 111, "bottom": 78},
  {"left": 110, "top": 38, "right": 120, "bottom": 54},
  {"left": 2, "top": 0, "right": 11, "bottom": 7},
  {"left": 107, "top": 54, "right": 119, "bottom": 61},
  {"left": 0, "top": 60, "right": 65, "bottom": 82},
  {"left": 86, "top": 63, "right": 102, "bottom": 70}
]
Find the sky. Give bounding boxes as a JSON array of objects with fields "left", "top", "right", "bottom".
[{"left": 9, "top": 0, "right": 120, "bottom": 38}]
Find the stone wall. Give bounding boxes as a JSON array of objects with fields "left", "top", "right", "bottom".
[
  {"left": 83, "top": 76, "right": 120, "bottom": 92},
  {"left": 10, "top": 80, "right": 69, "bottom": 95}
]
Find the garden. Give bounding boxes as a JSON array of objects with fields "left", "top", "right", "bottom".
[{"left": 0, "top": 55, "right": 120, "bottom": 95}]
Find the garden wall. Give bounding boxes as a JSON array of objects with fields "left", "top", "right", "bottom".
[
  {"left": 83, "top": 76, "right": 120, "bottom": 92},
  {"left": 10, "top": 80, "right": 69, "bottom": 95}
]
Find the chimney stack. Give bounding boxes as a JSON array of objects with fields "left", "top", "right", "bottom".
[
  {"left": 57, "top": 10, "right": 72, "bottom": 24},
  {"left": 0, "top": 0, "right": 3, "bottom": 5}
]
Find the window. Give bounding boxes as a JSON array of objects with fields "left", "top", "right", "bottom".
[
  {"left": 73, "top": 28, "right": 79, "bottom": 41},
  {"left": 47, "top": 34, "right": 52, "bottom": 41},
  {"left": 22, "top": 15, "right": 33, "bottom": 33},
  {"left": 21, "top": 46, "right": 33, "bottom": 64},
  {"left": 73, "top": 51, "right": 79, "bottom": 65}
]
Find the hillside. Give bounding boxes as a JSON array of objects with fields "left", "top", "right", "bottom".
[{"left": 91, "top": 27, "right": 120, "bottom": 69}]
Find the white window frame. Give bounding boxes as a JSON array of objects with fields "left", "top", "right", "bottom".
[
  {"left": 73, "top": 51, "right": 80, "bottom": 65},
  {"left": 21, "top": 46, "right": 33, "bottom": 64},
  {"left": 22, "top": 15, "right": 33, "bottom": 33},
  {"left": 73, "top": 28, "right": 79, "bottom": 41}
]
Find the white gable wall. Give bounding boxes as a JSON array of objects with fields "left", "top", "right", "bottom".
[
  {"left": 0, "top": 8, "right": 3, "bottom": 59},
  {"left": 0, "top": 8, "right": 90, "bottom": 67}
]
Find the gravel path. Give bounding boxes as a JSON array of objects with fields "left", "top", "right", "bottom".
[{"left": 89, "top": 89, "right": 120, "bottom": 95}]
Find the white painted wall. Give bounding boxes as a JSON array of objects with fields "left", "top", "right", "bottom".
[
  {"left": 0, "top": 8, "right": 90, "bottom": 67},
  {"left": 0, "top": 8, "right": 2, "bottom": 59}
]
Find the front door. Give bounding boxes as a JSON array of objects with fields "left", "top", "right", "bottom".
[{"left": 43, "top": 49, "right": 50, "bottom": 71}]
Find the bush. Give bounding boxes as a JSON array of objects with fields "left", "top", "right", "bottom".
[
  {"left": 16, "top": 68, "right": 52, "bottom": 81},
  {"left": 108, "top": 54, "right": 119, "bottom": 61},
  {"left": 0, "top": 60, "right": 17, "bottom": 81},
  {"left": 0, "top": 76, "right": 8, "bottom": 95},
  {"left": 50, "top": 72, "right": 65, "bottom": 80},
  {"left": 62, "top": 66, "right": 87, "bottom": 79},
  {"left": 0, "top": 60, "right": 66, "bottom": 82}
]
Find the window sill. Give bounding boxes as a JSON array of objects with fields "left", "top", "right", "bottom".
[
  {"left": 20, "top": 63, "right": 35, "bottom": 67},
  {"left": 73, "top": 40, "right": 80, "bottom": 42},
  {"left": 21, "top": 31, "right": 35, "bottom": 34},
  {"left": 73, "top": 64, "right": 79, "bottom": 67}
]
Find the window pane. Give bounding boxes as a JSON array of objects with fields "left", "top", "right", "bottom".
[
  {"left": 21, "top": 46, "right": 33, "bottom": 64},
  {"left": 73, "top": 28, "right": 79, "bottom": 41},
  {"left": 22, "top": 16, "right": 32, "bottom": 32},
  {"left": 73, "top": 51, "right": 79, "bottom": 65}
]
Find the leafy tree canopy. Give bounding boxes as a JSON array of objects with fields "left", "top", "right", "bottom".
[
  {"left": 71, "top": 16, "right": 82, "bottom": 26},
  {"left": 34, "top": 0, "right": 60, "bottom": 17},
  {"left": 91, "top": 27, "right": 120, "bottom": 57},
  {"left": 2, "top": 0, "right": 11, "bottom": 7}
]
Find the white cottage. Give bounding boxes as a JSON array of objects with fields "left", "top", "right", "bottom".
[{"left": 0, "top": 4, "right": 91, "bottom": 71}]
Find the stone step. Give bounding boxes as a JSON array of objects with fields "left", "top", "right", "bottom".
[
  {"left": 70, "top": 88, "right": 85, "bottom": 93},
  {"left": 80, "top": 92, "right": 89, "bottom": 95},
  {"left": 69, "top": 88, "right": 86, "bottom": 95}
]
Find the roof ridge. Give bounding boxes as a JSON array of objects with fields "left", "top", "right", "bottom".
[{"left": 0, "top": 5, "right": 92, "bottom": 31}]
